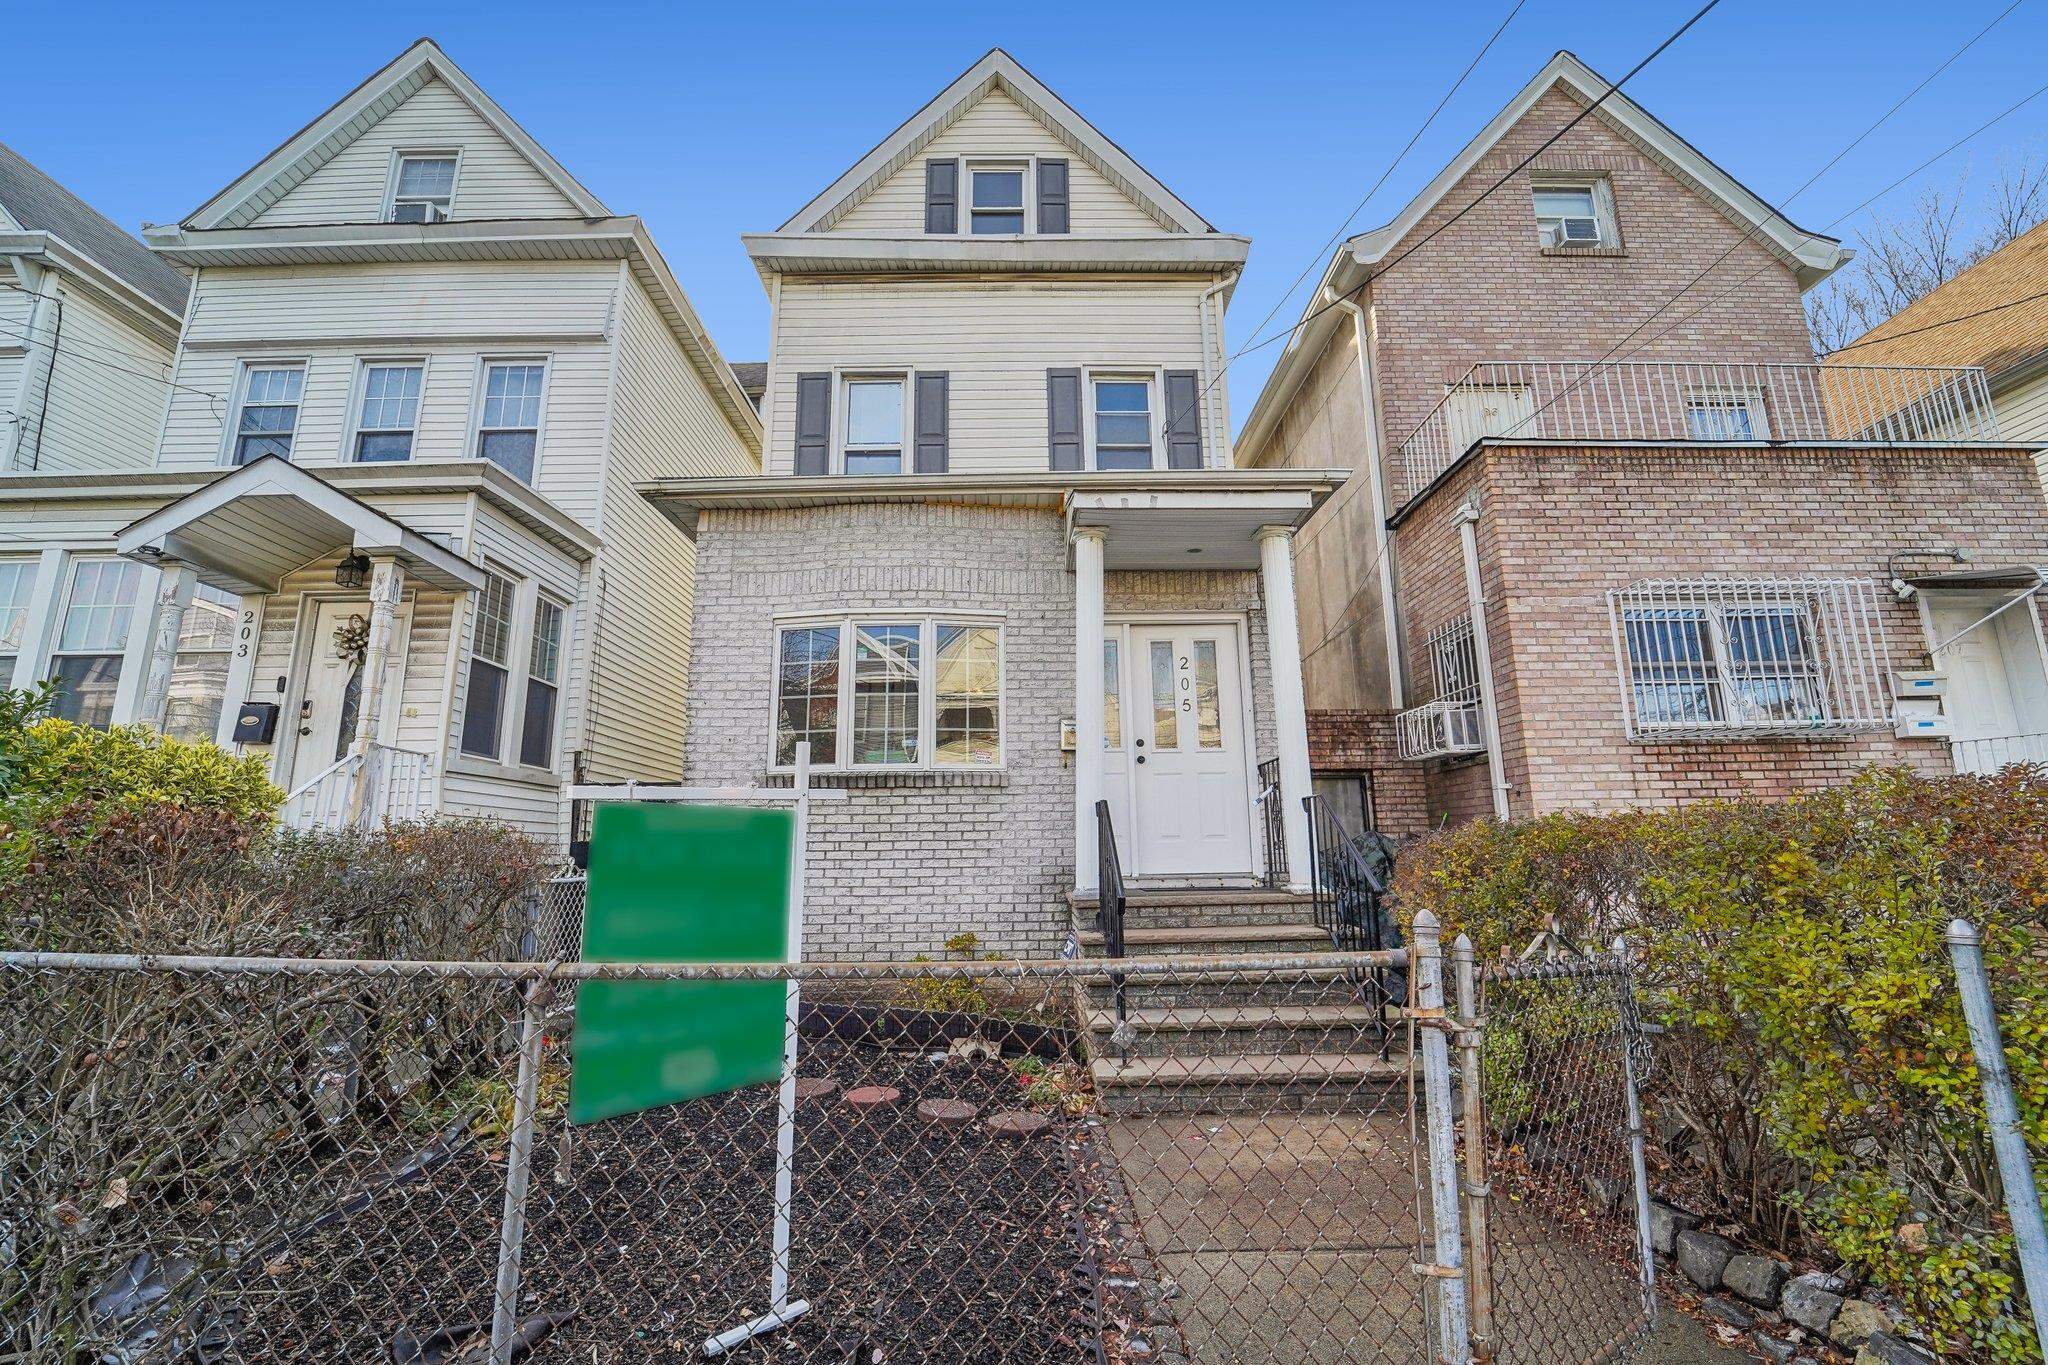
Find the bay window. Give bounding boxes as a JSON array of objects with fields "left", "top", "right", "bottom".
[
  {"left": 50, "top": 559, "right": 141, "bottom": 728},
  {"left": 460, "top": 573, "right": 516, "bottom": 759},
  {"left": 773, "top": 616, "right": 1003, "bottom": 769},
  {"left": 519, "top": 596, "right": 564, "bottom": 769},
  {"left": 164, "top": 585, "right": 237, "bottom": 743}
]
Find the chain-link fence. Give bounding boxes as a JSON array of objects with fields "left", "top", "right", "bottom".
[
  {"left": 1, "top": 949, "right": 1466, "bottom": 1365},
  {"left": 1457, "top": 940, "right": 1657, "bottom": 1364}
]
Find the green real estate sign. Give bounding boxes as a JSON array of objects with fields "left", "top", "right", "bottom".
[{"left": 568, "top": 801, "right": 794, "bottom": 1125}]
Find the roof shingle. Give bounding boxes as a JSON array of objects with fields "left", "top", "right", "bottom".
[
  {"left": 0, "top": 139, "right": 190, "bottom": 316},
  {"left": 1829, "top": 218, "right": 2048, "bottom": 382}
]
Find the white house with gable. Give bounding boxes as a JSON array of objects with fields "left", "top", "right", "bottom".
[{"left": 0, "top": 39, "right": 759, "bottom": 842}]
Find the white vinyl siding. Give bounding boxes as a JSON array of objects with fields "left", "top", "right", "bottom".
[
  {"left": 766, "top": 278, "right": 1220, "bottom": 475},
  {"left": 827, "top": 89, "right": 1166, "bottom": 236},
  {"left": 252, "top": 78, "right": 578, "bottom": 226},
  {"left": 15, "top": 283, "right": 175, "bottom": 474}
]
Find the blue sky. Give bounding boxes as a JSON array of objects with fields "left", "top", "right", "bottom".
[{"left": 10, "top": 1, "right": 2048, "bottom": 429}]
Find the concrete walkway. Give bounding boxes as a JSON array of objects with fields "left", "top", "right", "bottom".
[{"left": 1101, "top": 1111, "right": 1753, "bottom": 1364}]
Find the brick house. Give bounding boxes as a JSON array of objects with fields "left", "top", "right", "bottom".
[
  {"left": 646, "top": 51, "right": 1342, "bottom": 968},
  {"left": 1238, "top": 51, "right": 2048, "bottom": 838}
]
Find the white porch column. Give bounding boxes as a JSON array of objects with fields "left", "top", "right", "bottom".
[
  {"left": 1072, "top": 528, "right": 1107, "bottom": 893},
  {"left": 349, "top": 556, "right": 405, "bottom": 756},
  {"left": 136, "top": 562, "right": 196, "bottom": 731},
  {"left": 1257, "top": 526, "right": 1314, "bottom": 892}
]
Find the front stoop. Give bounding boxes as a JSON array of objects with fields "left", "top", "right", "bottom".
[{"left": 1067, "top": 886, "right": 1406, "bottom": 1115}]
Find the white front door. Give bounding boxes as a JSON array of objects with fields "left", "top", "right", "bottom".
[
  {"left": 1929, "top": 593, "right": 2048, "bottom": 771},
  {"left": 287, "top": 598, "right": 410, "bottom": 791},
  {"left": 1122, "top": 623, "right": 1253, "bottom": 877}
]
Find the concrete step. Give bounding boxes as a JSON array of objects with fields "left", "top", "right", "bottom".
[
  {"left": 1078, "top": 972, "right": 1394, "bottom": 1014},
  {"left": 1090, "top": 1051, "right": 1409, "bottom": 1115},
  {"left": 1069, "top": 887, "right": 1318, "bottom": 931},
  {"left": 1083, "top": 1004, "right": 1391, "bottom": 1058},
  {"left": 1077, "top": 923, "right": 1332, "bottom": 957}
]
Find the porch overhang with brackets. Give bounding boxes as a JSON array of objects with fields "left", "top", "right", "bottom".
[{"left": 113, "top": 455, "right": 486, "bottom": 596}]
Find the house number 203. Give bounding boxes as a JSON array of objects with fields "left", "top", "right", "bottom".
[{"left": 236, "top": 609, "right": 257, "bottom": 658}]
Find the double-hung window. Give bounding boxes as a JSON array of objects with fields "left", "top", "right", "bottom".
[
  {"left": 772, "top": 617, "right": 1003, "bottom": 769},
  {"left": 1684, "top": 395, "right": 1764, "bottom": 441},
  {"left": 842, "top": 375, "right": 905, "bottom": 475},
  {"left": 232, "top": 364, "right": 304, "bottom": 465},
  {"left": 354, "top": 361, "right": 424, "bottom": 462},
  {"left": 1533, "top": 182, "right": 1606, "bottom": 248},
  {"left": 50, "top": 559, "right": 142, "bottom": 728},
  {"left": 0, "top": 559, "right": 34, "bottom": 684},
  {"left": 968, "top": 163, "right": 1027, "bottom": 234},
  {"left": 475, "top": 361, "right": 546, "bottom": 481},
  {"left": 165, "top": 585, "right": 236, "bottom": 743},
  {"left": 520, "top": 597, "right": 564, "bottom": 769},
  {"left": 389, "top": 153, "right": 457, "bottom": 223},
  {"left": 1092, "top": 376, "right": 1155, "bottom": 470},
  {"left": 460, "top": 573, "right": 516, "bottom": 759}
]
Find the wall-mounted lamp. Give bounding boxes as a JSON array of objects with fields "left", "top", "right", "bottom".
[{"left": 334, "top": 553, "right": 370, "bottom": 589}]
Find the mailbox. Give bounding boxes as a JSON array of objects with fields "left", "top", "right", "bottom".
[{"left": 234, "top": 702, "right": 280, "bottom": 745}]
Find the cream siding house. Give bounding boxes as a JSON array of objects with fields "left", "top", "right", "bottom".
[
  {"left": 651, "top": 51, "right": 1345, "bottom": 977},
  {"left": 0, "top": 40, "right": 758, "bottom": 843}
]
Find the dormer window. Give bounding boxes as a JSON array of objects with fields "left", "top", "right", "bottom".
[
  {"left": 968, "top": 163, "right": 1027, "bottom": 234},
  {"left": 389, "top": 153, "right": 458, "bottom": 223},
  {"left": 1532, "top": 180, "right": 1615, "bottom": 249}
]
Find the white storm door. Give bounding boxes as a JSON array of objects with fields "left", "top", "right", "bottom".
[
  {"left": 1127, "top": 624, "right": 1252, "bottom": 876},
  {"left": 287, "top": 598, "right": 411, "bottom": 790},
  {"left": 1930, "top": 595, "right": 2048, "bottom": 771}
]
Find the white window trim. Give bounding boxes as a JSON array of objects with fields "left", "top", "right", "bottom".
[
  {"left": 517, "top": 590, "right": 570, "bottom": 773},
  {"left": 467, "top": 355, "right": 552, "bottom": 485},
  {"left": 458, "top": 566, "right": 521, "bottom": 764},
  {"left": 382, "top": 148, "right": 464, "bottom": 224},
  {"left": 1082, "top": 367, "right": 1166, "bottom": 471},
  {"left": 344, "top": 356, "right": 429, "bottom": 464},
  {"left": 834, "top": 369, "right": 913, "bottom": 476},
  {"left": 767, "top": 610, "right": 1007, "bottom": 773},
  {"left": 451, "top": 568, "right": 573, "bottom": 778},
  {"left": 48, "top": 555, "right": 144, "bottom": 725},
  {"left": 963, "top": 158, "right": 1035, "bottom": 237},
  {"left": 1532, "top": 175, "right": 1619, "bottom": 250},
  {"left": 221, "top": 358, "right": 309, "bottom": 467}
]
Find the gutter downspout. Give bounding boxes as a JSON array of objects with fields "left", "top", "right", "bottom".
[
  {"left": 1453, "top": 499, "right": 1511, "bottom": 821},
  {"left": 1200, "top": 271, "right": 1236, "bottom": 466},
  {"left": 1326, "top": 287, "right": 1404, "bottom": 708}
]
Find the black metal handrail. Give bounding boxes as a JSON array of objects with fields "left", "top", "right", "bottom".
[
  {"left": 1255, "top": 757, "right": 1285, "bottom": 888},
  {"left": 1094, "top": 799, "right": 1128, "bottom": 1025},
  {"left": 1303, "top": 793, "right": 1401, "bottom": 1054}
]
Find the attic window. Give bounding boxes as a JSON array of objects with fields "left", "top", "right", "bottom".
[
  {"left": 390, "top": 154, "right": 458, "bottom": 223},
  {"left": 968, "top": 163, "right": 1027, "bottom": 235},
  {"left": 1532, "top": 181, "right": 1611, "bottom": 249}
]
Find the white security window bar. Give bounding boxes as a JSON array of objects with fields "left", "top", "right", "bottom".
[
  {"left": 771, "top": 617, "right": 1003, "bottom": 770},
  {"left": 1608, "top": 578, "right": 1892, "bottom": 740},
  {"left": 1396, "top": 614, "right": 1488, "bottom": 760},
  {"left": 389, "top": 154, "right": 457, "bottom": 223},
  {"left": 841, "top": 376, "right": 905, "bottom": 475},
  {"left": 231, "top": 365, "right": 305, "bottom": 465},
  {"left": 1396, "top": 361, "right": 2002, "bottom": 500},
  {"left": 460, "top": 573, "right": 517, "bottom": 759},
  {"left": 354, "top": 362, "right": 425, "bottom": 462},
  {"left": 967, "top": 163, "right": 1027, "bottom": 234},
  {"left": 164, "top": 585, "right": 236, "bottom": 743},
  {"left": 475, "top": 361, "right": 546, "bottom": 482},
  {"left": 1533, "top": 183, "right": 1603, "bottom": 247},
  {"left": 49, "top": 558, "right": 143, "bottom": 728},
  {"left": 0, "top": 558, "right": 34, "bottom": 682}
]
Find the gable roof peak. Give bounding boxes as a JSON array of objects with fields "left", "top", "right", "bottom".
[
  {"left": 182, "top": 37, "right": 608, "bottom": 230},
  {"left": 777, "top": 47, "right": 1215, "bottom": 236}
]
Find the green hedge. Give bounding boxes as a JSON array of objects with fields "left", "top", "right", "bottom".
[{"left": 1395, "top": 768, "right": 2047, "bottom": 1362}]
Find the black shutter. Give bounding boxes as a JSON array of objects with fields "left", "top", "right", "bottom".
[
  {"left": 1037, "top": 159, "right": 1070, "bottom": 234},
  {"left": 795, "top": 372, "right": 832, "bottom": 475},
  {"left": 1046, "top": 368, "right": 1084, "bottom": 471},
  {"left": 1164, "top": 370, "right": 1204, "bottom": 469},
  {"left": 924, "top": 159, "right": 959, "bottom": 234},
  {"left": 914, "top": 372, "right": 949, "bottom": 473}
]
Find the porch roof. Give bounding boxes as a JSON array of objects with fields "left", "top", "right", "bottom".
[{"left": 114, "top": 456, "right": 486, "bottom": 595}]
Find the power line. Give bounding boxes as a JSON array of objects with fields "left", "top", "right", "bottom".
[
  {"left": 1825, "top": 285, "right": 2048, "bottom": 354},
  {"left": 1233, "top": 0, "right": 1528, "bottom": 353},
  {"left": 1453, "top": 0, "right": 2030, "bottom": 458},
  {"left": 0, "top": 313, "right": 226, "bottom": 413}
]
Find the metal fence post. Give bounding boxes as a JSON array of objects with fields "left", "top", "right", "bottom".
[
  {"left": 490, "top": 976, "right": 551, "bottom": 1364},
  {"left": 1947, "top": 918, "right": 2048, "bottom": 1363},
  {"left": 1452, "top": 934, "right": 1495, "bottom": 1358},
  {"left": 1614, "top": 936, "right": 1659, "bottom": 1331},
  {"left": 1413, "top": 910, "right": 1473, "bottom": 1365}
]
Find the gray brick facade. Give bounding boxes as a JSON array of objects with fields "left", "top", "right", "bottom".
[{"left": 685, "top": 500, "right": 1281, "bottom": 960}]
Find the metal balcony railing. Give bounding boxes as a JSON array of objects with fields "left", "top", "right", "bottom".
[
  {"left": 1951, "top": 732, "right": 2048, "bottom": 774},
  {"left": 1397, "top": 360, "right": 2001, "bottom": 498},
  {"left": 282, "top": 743, "right": 434, "bottom": 830}
]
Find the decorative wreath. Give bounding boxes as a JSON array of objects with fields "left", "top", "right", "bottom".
[{"left": 332, "top": 614, "right": 370, "bottom": 667}]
